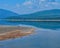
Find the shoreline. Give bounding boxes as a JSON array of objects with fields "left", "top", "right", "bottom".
[{"left": 0, "top": 26, "right": 35, "bottom": 40}]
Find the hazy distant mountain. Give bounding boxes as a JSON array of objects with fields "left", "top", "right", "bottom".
[
  {"left": 0, "top": 9, "right": 19, "bottom": 18},
  {"left": 0, "top": 9, "right": 60, "bottom": 19},
  {"left": 7, "top": 9, "right": 60, "bottom": 19},
  {"left": 18, "top": 9, "right": 60, "bottom": 19}
]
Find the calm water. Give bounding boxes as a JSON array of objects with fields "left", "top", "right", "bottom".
[
  {"left": 0, "top": 20, "right": 60, "bottom": 29},
  {"left": 0, "top": 21, "right": 60, "bottom": 48}
]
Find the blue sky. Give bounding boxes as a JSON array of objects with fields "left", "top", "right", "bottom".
[{"left": 0, "top": 0, "right": 60, "bottom": 14}]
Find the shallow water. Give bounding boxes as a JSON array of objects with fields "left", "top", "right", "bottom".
[
  {"left": 0, "top": 28, "right": 60, "bottom": 48},
  {"left": 0, "top": 21, "right": 60, "bottom": 48}
]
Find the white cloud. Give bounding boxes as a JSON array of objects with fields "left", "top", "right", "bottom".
[
  {"left": 51, "top": 2, "right": 60, "bottom": 5},
  {"left": 22, "top": 1, "right": 34, "bottom": 9},
  {"left": 45, "top": 4, "right": 49, "bottom": 7},
  {"left": 40, "top": 0, "right": 45, "bottom": 2},
  {"left": 16, "top": 4, "right": 20, "bottom": 8},
  {"left": 23, "top": 1, "right": 33, "bottom": 6}
]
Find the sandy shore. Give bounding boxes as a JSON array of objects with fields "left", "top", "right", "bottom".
[{"left": 0, "top": 26, "right": 35, "bottom": 40}]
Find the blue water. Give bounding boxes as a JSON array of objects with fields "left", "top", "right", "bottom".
[
  {"left": 0, "top": 21, "right": 60, "bottom": 48},
  {"left": 0, "top": 20, "right": 60, "bottom": 29}
]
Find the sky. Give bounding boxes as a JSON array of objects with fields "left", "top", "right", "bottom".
[{"left": 0, "top": 0, "right": 60, "bottom": 14}]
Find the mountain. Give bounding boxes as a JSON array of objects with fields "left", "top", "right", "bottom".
[
  {"left": 20, "top": 9, "right": 60, "bottom": 19},
  {"left": 7, "top": 9, "right": 60, "bottom": 19},
  {"left": 0, "top": 9, "right": 19, "bottom": 18},
  {"left": 0, "top": 9, "right": 60, "bottom": 19}
]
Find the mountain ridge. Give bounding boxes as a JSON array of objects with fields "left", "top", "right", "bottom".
[
  {"left": 0, "top": 9, "right": 60, "bottom": 19},
  {"left": 0, "top": 9, "right": 19, "bottom": 18}
]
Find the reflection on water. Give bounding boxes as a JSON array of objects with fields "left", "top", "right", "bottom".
[
  {"left": 0, "top": 20, "right": 60, "bottom": 29},
  {"left": 0, "top": 28, "right": 60, "bottom": 48},
  {"left": 0, "top": 21, "right": 60, "bottom": 48}
]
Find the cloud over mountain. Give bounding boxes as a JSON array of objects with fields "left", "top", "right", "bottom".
[{"left": 0, "top": 0, "right": 60, "bottom": 14}]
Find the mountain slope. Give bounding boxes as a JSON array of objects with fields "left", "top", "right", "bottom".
[
  {"left": 7, "top": 9, "right": 60, "bottom": 19},
  {"left": 0, "top": 9, "right": 19, "bottom": 18},
  {"left": 0, "top": 9, "right": 60, "bottom": 19},
  {"left": 19, "top": 9, "right": 60, "bottom": 19}
]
